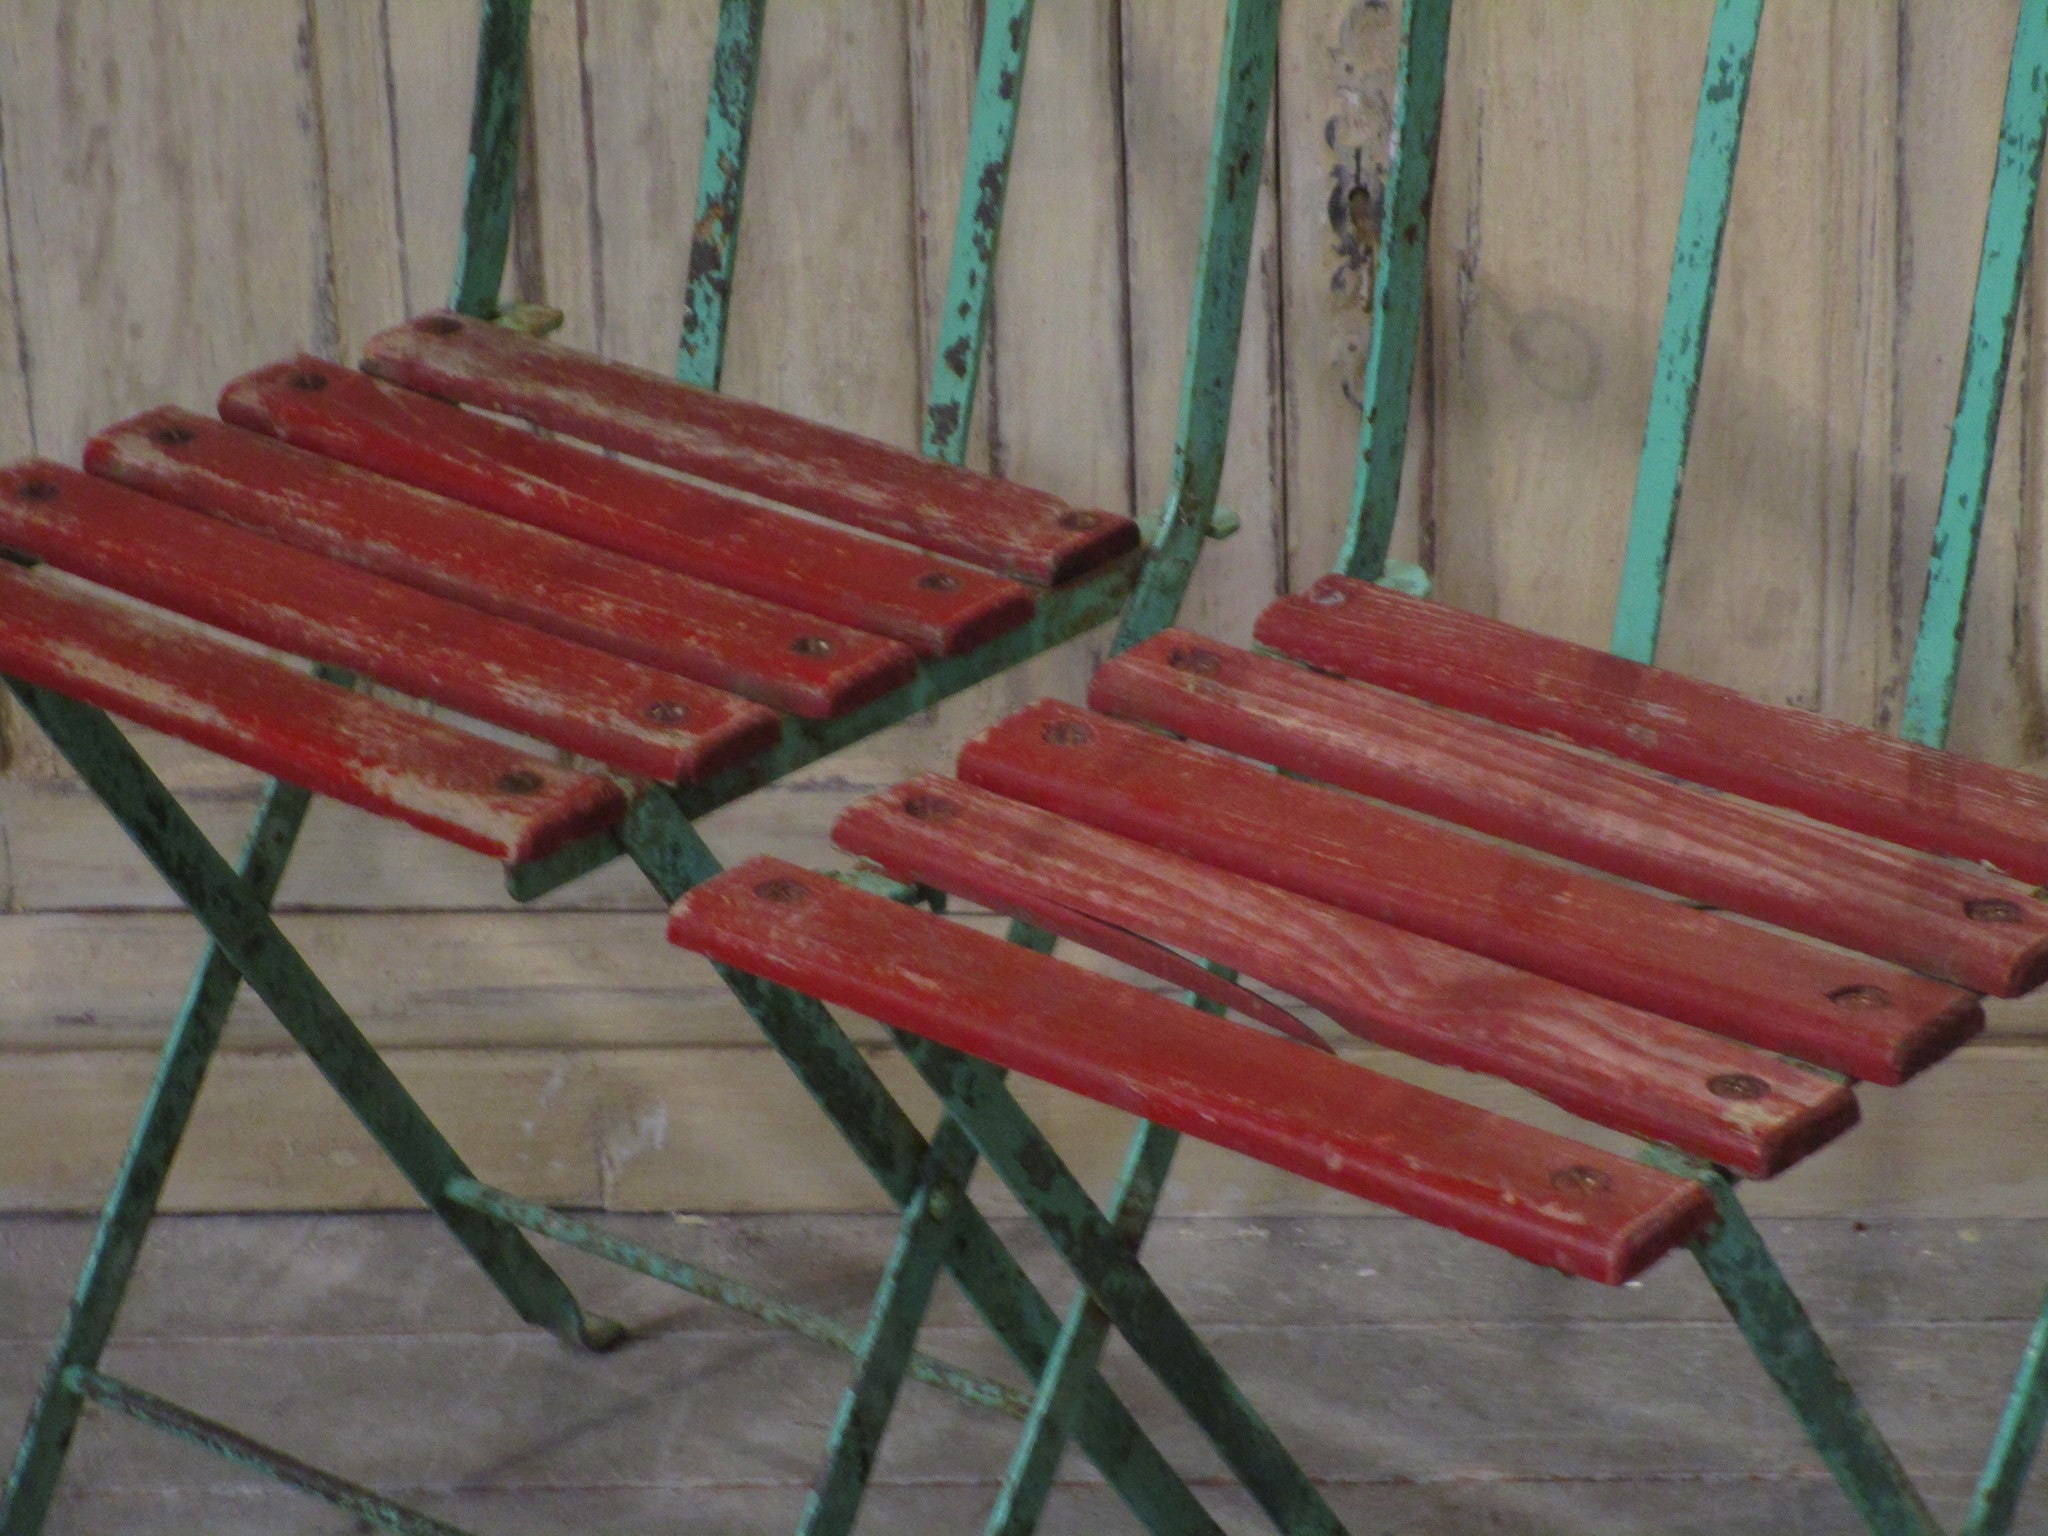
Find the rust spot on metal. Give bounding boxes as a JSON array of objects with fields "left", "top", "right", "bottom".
[
  {"left": 1550, "top": 1165, "right": 1613, "bottom": 1194},
  {"left": 901, "top": 792, "right": 960, "bottom": 822},
  {"left": 419, "top": 315, "right": 463, "bottom": 336},
  {"left": 496, "top": 769, "right": 546, "bottom": 795},
  {"left": 1965, "top": 897, "right": 2025, "bottom": 922},
  {"left": 1042, "top": 719, "right": 1093, "bottom": 747},
  {"left": 926, "top": 401, "right": 962, "bottom": 445},
  {"left": 1708, "top": 1073, "right": 1770, "bottom": 1101},
  {"left": 1168, "top": 647, "right": 1224, "bottom": 677},
  {"left": 753, "top": 876, "right": 810, "bottom": 904},
  {"left": 1828, "top": 984, "right": 1892, "bottom": 1010},
  {"left": 942, "top": 335, "right": 972, "bottom": 379},
  {"left": 645, "top": 699, "right": 692, "bottom": 725},
  {"left": 790, "top": 635, "right": 834, "bottom": 657},
  {"left": 916, "top": 572, "right": 960, "bottom": 593},
  {"left": 15, "top": 478, "right": 60, "bottom": 501}
]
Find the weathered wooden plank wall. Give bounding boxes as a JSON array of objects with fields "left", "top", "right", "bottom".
[{"left": 1, "top": 0, "right": 2045, "bottom": 1215}]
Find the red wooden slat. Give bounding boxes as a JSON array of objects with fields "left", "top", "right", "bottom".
[
  {"left": 360, "top": 312, "right": 1140, "bottom": 585},
  {"left": 85, "top": 409, "right": 917, "bottom": 721},
  {"left": 0, "top": 463, "right": 777, "bottom": 784},
  {"left": 221, "top": 358, "right": 1035, "bottom": 658},
  {"left": 669, "top": 858, "right": 1718, "bottom": 1284},
  {"left": 1091, "top": 636, "right": 2048, "bottom": 997},
  {"left": 1261, "top": 575, "right": 2048, "bottom": 885},
  {"left": 838, "top": 777, "right": 1857, "bottom": 1177},
  {"left": 958, "top": 703, "right": 1981, "bottom": 1086},
  {"left": 0, "top": 565, "right": 621, "bottom": 861}
]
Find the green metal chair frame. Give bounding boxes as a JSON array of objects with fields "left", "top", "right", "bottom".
[{"left": 0, "top": 2, "right": 1299, "bottom": 1534}]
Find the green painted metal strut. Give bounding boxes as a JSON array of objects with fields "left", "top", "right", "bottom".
[
  {"left": 1901, "top": 0, "right": 2048, "bottom": 750},
  {"left": 1610, "top": 0, "right": 1763, "bottom": 664},
  {"left": 1967, "top": 1298, "right": 2048, "bottom": 1535},
  {"left": 922, "top": 0, "right": 1036, "bottom": 464},
  {"left": 450, "top": 0, "right": 533, "bottom": 317},
  {"left": 3, "top": 682, "right": 618, "bottom": 1355},
  {"left": 1336, "top": 0, "right": 1454, "bottom": 584},
  {"left": 676, "top": 0, "right": 768, "bottom": 390},
  {"left": 1116, "top": 0, "right": 1283, "bottom": 652},
  {"left": 0, "top": 775, "right": 315, "bottom": 1536}
]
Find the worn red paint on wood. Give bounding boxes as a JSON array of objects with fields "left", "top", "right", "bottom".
[
  {"left": 1262, "top": 575, "right": 2048, "bottom": 885},
  {"left": 1094, "top": 635, "right": 2048, "bottom": 997},
  {"left": 0, "top": 462, "right": 777, "bottom": 784},
  {"left": 221, "top": 358, "right": 1034, "bottom": 658},
  {"left": 0, "top": 564, "right": 621, "bottom": 861},
  {"left": 84, "top": 409, "right": 917, "bottom": 720},
  {"left": 669, "top": 858, "right": 1717, "bottom": 1284},
  {"left": 360, "top": 312, "right": 1140, "bottom": 585},
  {"left": 959, "top": 704, "right": 1981, "bottom": 1086},
  {"left": 838, "top": 777, "right": 1857, "bottom": 1177}
]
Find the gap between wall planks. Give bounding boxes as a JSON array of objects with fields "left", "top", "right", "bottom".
[{"left": 5, "top": 2, "right": 2048, "bottom": 1213}]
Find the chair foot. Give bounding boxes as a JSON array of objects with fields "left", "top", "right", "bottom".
[{"left": 566, "top": 1311, "right": 631, "bottom": 1353}]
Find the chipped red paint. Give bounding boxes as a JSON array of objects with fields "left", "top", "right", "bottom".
[
  {"left": 959, "top": 702, "right": 1978, "bottom": 1086},
  {"left": 1264, "top": 576, "right": 2048, "bottom": 886},
  {"left": 85, "top": 409, "right": 917, "bottom": 720},
  {"left": 360, "top": 312, "right": 1140, "bottom": 585},
  {"left": 837, "top": 776, "right": 1857, "bottom": 1177},
  {"left": 221, "top": 358, "right": 1035, "bottom": 658},
  {"left": 1095, "top": 634, "right": 2048, "bottom": 997},
  {"left": 0, "top": 564, "right": 621, "bottom": 861},
  {"left": 668, "top": 857, "right": 1718, "bottom": 1284},
  {"left": 0, "top": 462, "right": 777, "bottom": 784}
]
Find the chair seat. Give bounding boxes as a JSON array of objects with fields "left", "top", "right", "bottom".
[
  {"left": 0, "top": 321, "right": 1140, "bottom": 867},
  {"left": 665, "top": 586, "right": 2048, "bottom": 1284}
]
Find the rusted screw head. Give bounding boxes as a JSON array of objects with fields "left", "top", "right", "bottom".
[
  {"left": 1056, "top": 509, "right": 1099, "bottom": 532},
  {"left": 916, "top": 571, "right": 960, "bottom": 593},
  {"left": 790, "top": 635, "right": 833, "bottom": 657},
  {"left": 13, "top": 478, "right": 58, "bottom": 502},
  {"left": 1550, "top": 1165, "right": 1613, "bottom": 1194},
  {"left": 644, "top": 699, "right": 691, "bottom": 725},
  {"left": 1168, "top": 647, "right": 1223, "bottom": 677},
  {"left": 1965, "top": 897, "right": 2025, "bottom": 923},
  {"left": 1309, "top": 585, "right": 1347, "bottom": 607},
  {"left": 1828, "top": 984, "right": 1892, "bottom": 1010},
  {"left": 288, "top": 370, "right": 328, "bottom": 392},
  {"left": 420, "top": 315, "right": 463, "bottom": 335},
  {"left": 1708, "top": 1072, "right": 1770, "bottom": 1101},
  {"left": 496, "top": 769, "right": 545, "bottom": 795},
  {"left": 901, "top": 792, "right": 959, "bottom": 822},
  {"left": 1041, "top": 719, "right": 1093, "bottom": 747},
  {"left": 150, "top": 424, "right": 195, "bottom": 446},
  {"left": 753, "top": 876, "right": 809, "bottom": 904}
]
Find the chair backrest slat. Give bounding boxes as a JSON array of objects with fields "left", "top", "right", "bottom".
[{"left": 1903, "top": 0, "right": 2048, "bottom": 749}]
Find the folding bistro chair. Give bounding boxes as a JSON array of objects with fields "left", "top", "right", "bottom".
[
  {"left": 0, "top": 2, "right": 1296, "bottom": 1533},
  {"left": 663, "top": 2, "right": 2048, "bottom": 1533}
]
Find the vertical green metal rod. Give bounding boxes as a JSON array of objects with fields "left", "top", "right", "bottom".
[
  {"left": 618, "top": 793, "right": 1225, "bottom": 1536},
  {"left": 922, "top": 0, "right": 1036, "bottom": 463},
  {"left": 4, "top": 684, "right": 614, "bottom": 1353},
  {"left": 450, "top": 0, "right": 533, "bottom": 317},
  {"left": 1609, "top": 0, "right": 1763, "bottom": 664},
  {"left": 983, "top": 1119, "right": 1183, "bottom": 1536},
  {"left": 1114, "top": 0, "right": 1282, "bottom": 652},
  {"left": 1901, "top": 0, "right": 2048, "bottom": 749},
  {"left": 676, "top": 0, "right": 768, "bottom": 389},
  {"left": 1643, "top": 1155, "right": 1941, "bottom": 1536},
  {"left": 899, "top": 1033, "right": 1345, "bottom": 1536},
  {"left": 0, "top": 776, "right": 313, "bottom": 1536},
  {"left": 1967, "top": 1302, "right": 2048, "bottom": 1534},
  {"left": 1335, "top": 0, "right": 1454, "bottom": 584}
]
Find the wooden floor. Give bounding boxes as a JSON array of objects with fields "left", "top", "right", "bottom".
[{"left": 4, "top": 1210, "right": 2045, "bottom": 1534}]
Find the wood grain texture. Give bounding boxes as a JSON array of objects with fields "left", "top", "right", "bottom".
[
  {"left": 0, "top": 563, "right": 621, "bottom": 861},
  {"left": 87, "top": 406, "right": 917, "bottom": 719},
  {"left": 221, "top": 356, "right": 1034, "bottom": 657},
  {"left": 1095, "top": 633, "right": 2048, "bottom": 996},
  {"left": 669, "top": 856, "right": 1717, "bottom": 1284},
  {"left": 837, "top": 775, "right": 1858, "bottom": 1177},
  {"left": 361, "top": 311, "right": 1140, "bottom": 584},
  {"left": 956, "top": 700, "right": 1980, "bottom": 1086},
  {"left": 0, "top": 460, "right": 777, "bottom": 783},
  {"left": 1262, "top": 574, "right": 2048, "bottom": 885}
]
